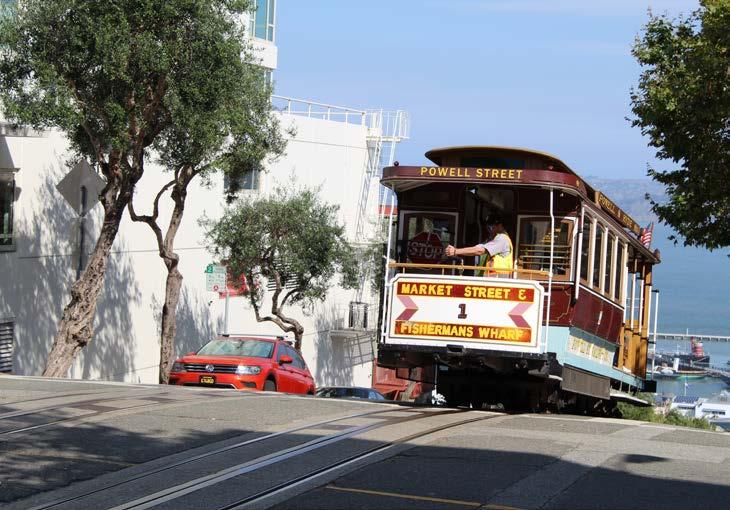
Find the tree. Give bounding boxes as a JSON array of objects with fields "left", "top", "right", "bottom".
[
  {"left": 204, "top": 186, "right": 359, "bottom": 350},
  {"left": 0, "top": 0, "right": 253, "bottom": 376},
  {"left": 631, "top": 0, "right": 730, "bottom": 249},
  {"left": 128, "top": 50, "right": 285, "bottom": 384},
  {"left": 129, "top": 60, "right": 284, "bottom": 384}
]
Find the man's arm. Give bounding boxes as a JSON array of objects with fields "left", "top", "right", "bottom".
[{"left": 445, "top": 244, "right": 487, "bottom": 257}]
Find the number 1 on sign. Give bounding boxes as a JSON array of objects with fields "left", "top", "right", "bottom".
[{"left": 458, "top": 303, "right": 467, "bottom": 319}]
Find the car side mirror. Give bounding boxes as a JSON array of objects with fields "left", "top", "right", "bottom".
[{"left": 279, "top": 355, "right": 293, "bottom": 364}]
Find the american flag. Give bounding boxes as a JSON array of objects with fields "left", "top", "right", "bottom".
[{"left": 640, "top": 222, "right": 654, "bottom": 248}]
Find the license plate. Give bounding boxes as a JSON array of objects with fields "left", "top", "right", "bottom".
[{"left": 199, "top": 375, "right": 216, "bottom": 385}]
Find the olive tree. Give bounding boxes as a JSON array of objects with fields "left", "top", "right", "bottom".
[
  {"left": 631, "top": 0, "right": 730, "bottom": 249},
  {"left": 0, "top": 0, "right": 255, "bottom": 376},
  {"left": 128, "top": 56, "right": 285, "bottom": 384},
  {"left": 204, "top": 186, "right": 359, "bottom": 350}
]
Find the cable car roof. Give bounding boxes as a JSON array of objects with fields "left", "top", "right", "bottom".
[
  {"left": 384, "top": 145, "right": 660, "bottom": 264},
  {"left": 425, "top": 145, "right": 575, "bottom": 173}
]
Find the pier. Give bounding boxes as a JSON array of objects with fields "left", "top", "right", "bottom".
[{"left": 657, "top": 332, "right": 730, "bottom": 343}]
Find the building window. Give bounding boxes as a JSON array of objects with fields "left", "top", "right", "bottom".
[
  {"left": 249, "top": 0, "right": 276, "bottom": 42},
  {"left": 0, "top": 320, "right": 13, "bottom": 373},
  {"left": 0, "top": 171, "right": 15, "bottom": 250},
  {"left": 224, "top": 166, "right": 261, "bottom": 197}
]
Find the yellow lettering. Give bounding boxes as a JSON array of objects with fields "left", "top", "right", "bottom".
[
  {"left": 418, "top": 284, "right": 427, "bottom": 295},
  {"left": 518, "top": 289, "right": 527, "bottom": 301},
  {"left": 445, "top": 285, "right": 453, "bottom": 296},
  {"left": 508, "top": 169, "right": 515, "bottom": 179},
  {"left": 476, "top": 168, "right": 483, "bottom": 178},
  {"left": 491, "top": 169, "right": 499, "bottom": 178},
  {"left": 438, "top": 167, "right": 448, "bottom": 176},
  {"left": 420, "top": 167, "right": 428, "bottom": 176},
  {"left": 464, "top": 286, "right": 471, "bottom": 298},
  {"left": 516, "top": 170, "right": 523, "bottom": 179},
  {"left": 466, "top": 326, "right": 474, "bottom": 337}
]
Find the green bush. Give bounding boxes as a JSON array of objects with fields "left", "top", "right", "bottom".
[{"left": 617, "top": 393, "right": 714, "bottom": 430}]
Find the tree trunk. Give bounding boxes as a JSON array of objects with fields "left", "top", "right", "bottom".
[
  {"left": 43, "top": 206, "right": 124, "bottom": 377},
  {"left": 293, "top": 328, "right": 304, "bottom": 351},
  {"left": 158, "top": 266, "right": 183, "bottom": 384}
]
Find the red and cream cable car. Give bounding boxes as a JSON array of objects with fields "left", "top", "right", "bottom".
[{"left": 376, "top": 146, "right": 658, "bottom": 413}]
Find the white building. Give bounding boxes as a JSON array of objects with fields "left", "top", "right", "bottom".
[{"left": 0, "top": 0, "right": 408, "bottom": 386}]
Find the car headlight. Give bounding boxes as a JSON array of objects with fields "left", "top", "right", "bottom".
[
  {"left": 171, "top": 361, "right": 185, "bottom": 373},
  {"left": 236, "top": 365, "right": 261, "bottom": 375}
]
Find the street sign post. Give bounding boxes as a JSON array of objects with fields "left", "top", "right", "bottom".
[
  {"left": 205, "top": 264, "right": 227, "bottom": 292},
  {"left": 205, "top": 264, "right": 230, "bottom": 334}
]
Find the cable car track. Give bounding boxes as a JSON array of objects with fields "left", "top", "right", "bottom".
[
  {"left": 29, "top": 406, "right": 415, "bottom": 509},
  {"left": 0, "top": 390, "right": 260, "bottom": 437},
  {"left": 28, "top": 406, "right": 471, "bottom": 510},
  {"left": 217, "top": 412, "right": 501, "bottom": 510},
  {"left": 98, "top": 409, "right": 496, "bottom": 510}
]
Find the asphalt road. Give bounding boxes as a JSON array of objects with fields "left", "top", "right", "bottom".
[{"left": 1, "top": 376, "right": 729, "bottom": 510}]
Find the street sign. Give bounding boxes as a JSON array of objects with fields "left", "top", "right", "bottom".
[
  {"left": 56, "top": 160, "right": 106, "bottom": 216},
  {"left": 386, "top": 274, "right": 544, "bottom": 353},
  {"left": 205, "top": 264, "right": 227, "bottom": 292}
]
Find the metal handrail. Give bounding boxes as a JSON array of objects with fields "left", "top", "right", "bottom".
[{"left": 387, "top": 262, "right": 550, "bottom": 278}]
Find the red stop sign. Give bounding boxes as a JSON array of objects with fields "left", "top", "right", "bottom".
[{"left": 407, "top": 231, "right": 444, "bottom": 264}]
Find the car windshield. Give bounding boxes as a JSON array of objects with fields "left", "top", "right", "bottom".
[{"left": 196, "top": 339, "right": 274, "bottom": 358}]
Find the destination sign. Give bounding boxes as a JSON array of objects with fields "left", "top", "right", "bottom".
[
  {"left": 418, "top": 166, "right": 524, "bottom": 181},
  {"left": 594, "top": 191, "right": 641, "bottom": 235},
  {"left": 381, "top": 165, "right": 585, "bottom": 193},
  {"left": 387, "top": 274, "right": 544, "bottom": 352}
]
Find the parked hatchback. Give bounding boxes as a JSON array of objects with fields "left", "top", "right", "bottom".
[
  {"left": 168, "top": 336, "right": 315, "bottom": 394},
  {"left": 315, "top": 386, "right": 387, "bottom": 401}
]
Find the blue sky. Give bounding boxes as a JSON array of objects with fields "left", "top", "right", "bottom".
[{"left": 274, "top": 0, "right": 699, "bottom": 179}]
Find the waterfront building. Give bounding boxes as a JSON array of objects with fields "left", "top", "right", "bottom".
[{"left": 0, "top": 0, "right": 408, "bottom": 386}]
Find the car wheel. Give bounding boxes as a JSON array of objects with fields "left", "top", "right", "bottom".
[{"left": 263, "top": 379, "right": 277, "bottom": 392}]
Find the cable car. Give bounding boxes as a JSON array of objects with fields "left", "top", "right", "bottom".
[{"left": 376, "top": 146, "right": 658, "bottom": 413}]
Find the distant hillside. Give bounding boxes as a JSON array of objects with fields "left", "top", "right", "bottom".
[{"left": 584, "top": 176, "right": 667, "bottom": 225}]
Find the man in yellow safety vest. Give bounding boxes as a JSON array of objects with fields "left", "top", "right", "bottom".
[{"left": 444, "top": 215, "right": 513, "bottom": 277}]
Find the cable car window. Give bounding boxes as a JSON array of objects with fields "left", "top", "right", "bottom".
[
  {"left": 604, "top": 233, "right": 615, "bottom": 295},
  {"left": 516, "top": 217, "right": 574, "bottom": 281},
  {"left": 593, "top": 225, "right": 604, "bottom": 289},
  {"left": 614, "top": 241, "right": 625, "bottom": 301},
  {"left": 580, "top": 216, "right": 591, "bottom": 282},
  {"left": 399, "top": 211, "right": 457, "bottom": 271}
]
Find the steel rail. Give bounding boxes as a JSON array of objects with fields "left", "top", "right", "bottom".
[
  {"left": 219, "top": 412, "right": 502, "bottom": 510},
  {"left": 0, "top": 389, "right": 123, "bottom": 407},
  {"left": 0, "top": 389, "right": 166, "bottom": 420},
  {"left": 110, "top": 408, "right": 464, "bottom": 510},
  {"left": 30, "top": 406, "right": 410, "bottom": 510},
  {"left": 0, "top": 392, "right": 260, "bottom": 438}
]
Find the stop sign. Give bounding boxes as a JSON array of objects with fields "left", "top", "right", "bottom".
[{"left": 407, "top": 231, "right": 444, "bottom": 264}]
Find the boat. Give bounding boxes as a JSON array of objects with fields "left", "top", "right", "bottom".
[
  {"left": 675, "top": 370, "right": 708, "bottom": 380},
  {"left": 651, "top": 338, "right": 711, "bottom": 371},
  {"left": 652, "top": 367, "right": 679, "bottom": 379}
]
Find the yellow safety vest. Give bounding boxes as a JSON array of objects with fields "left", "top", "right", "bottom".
[{"left": 477, "top": 233, "right": 513, "bottom": 277}]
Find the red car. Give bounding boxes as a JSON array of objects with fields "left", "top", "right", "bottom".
[{"left": 168, "top": 336, "right": 316, "bottom": 394}]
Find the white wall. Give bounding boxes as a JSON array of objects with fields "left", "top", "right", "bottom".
[{"left": 0, "top": 111, "right": 380, "bottom": 386}]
